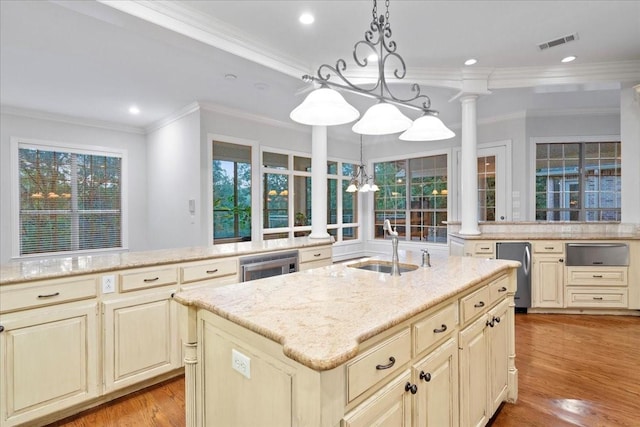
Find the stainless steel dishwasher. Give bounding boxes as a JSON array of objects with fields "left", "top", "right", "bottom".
[{"left": 496, "top": 242, "right": 531, "bottom": 311}]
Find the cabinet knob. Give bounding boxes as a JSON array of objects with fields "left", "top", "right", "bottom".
[
  {"left": 419, "top": 371, "right": 431, "bottom": 382},
  {"left": 375, "top": 357, "right": 396, "bottom": 370},
  {"left": 405, "top": 382, "right": 418, "bottom": 394},
  {"left": 486, "top": 319, "right": 495, "bottom": 328},
  {"left": 559, "top": 258, "right": 564, "bottom": 263},
  {"left": 0, "top": 325, "right": 4, "bottom": 333}
]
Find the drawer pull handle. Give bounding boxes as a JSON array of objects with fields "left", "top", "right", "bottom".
[
  {"left": 592, "top": 275, "right": 603, "bottom": 278},
  {"left": 593, "top": 297, "right": 604, "bottom": 300},
  {"left": 375, "top": 357, "right": 396, "bottom": 370},
  {"left": 433, "top": 324, "right": 447, "bottom": 333},
  {"left": 480, "top": 247, "right": 490, "bottom": 250},
  {"left": 206, "top": 269, "right": 219, "bottom": 274},
  {"left": 544, "top": 246, "right": 554, "bottom": 250},
  {"left": 313, "top": 253, "right": 322, "bottom": 257},
  {"left": 494, "top": 316, "right": 501, "bottom": 323},
  {"left": 498, "top": 286, "right": 507, "bottom": 292},
  {"left": 474, "top": 301, "right": 485, "bottom": 308},
  {"left": 37, "top": 292, "right": 60, "bottom": 299},
  {"left": 486, "top": 319, "right": 495, "bottom": 328},
  {"left": 143, "top": 277, "right": 160, "bottom": 283},
  {"left": 0, "top": 325, "right": 4, "bottom": 333},
  {"left": 405, "top": 382, "right": 418, "bottom": 395},
  {"left": 419, "top": 371, "right": 431, "bottom": 382}
]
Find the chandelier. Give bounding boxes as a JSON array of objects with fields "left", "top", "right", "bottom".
[
  {"left": 346, "top": 136, "right": 379, "bottom": 193},
  {"left": 290, "top": 0, "right": 455, "bottom": 141}
]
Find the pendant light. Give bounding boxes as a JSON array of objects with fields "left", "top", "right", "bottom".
[
  {"left": 290, "top": 0, "right": 455, "bottom": 141},
  {"left": 346, "top": 136, "right": 379, "bottom": 193}
]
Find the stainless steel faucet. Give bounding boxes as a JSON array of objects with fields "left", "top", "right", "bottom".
[
  {"left": 383, "top": 219, "right": 401, "bottom": 276},
  {"left": 421, "top": 249, "right": 431, "bottom": 267}
]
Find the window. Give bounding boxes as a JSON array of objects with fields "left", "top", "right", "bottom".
[
  {"left": 478, "top": 155, "right": 496, "bottom": 221},
  {"left": 18, "top": 142, "right": 123, "bottom": 256},
  {"left": 262, "top": 150, "right": 359, "bottom": 242},
  {"left": 535, "top": 141, "right": 621, "bottom": 221},
  {"left": 213, "top": 141, "right": 252, "bottom": 242},
  {"left": 374, "top": 154, "right": 448, "bottom": 243}
]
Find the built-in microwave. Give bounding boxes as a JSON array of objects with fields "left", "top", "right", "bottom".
[{"left": 239, "top": 250, "right": 299, "bottom": 282}]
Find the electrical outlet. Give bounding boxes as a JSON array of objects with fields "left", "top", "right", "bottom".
[
  {"left": 102, "top": 275, "right": 115, "bottom": 294},
  {"left": 231, "top": 349, "right": 251, "bottom": 379}
]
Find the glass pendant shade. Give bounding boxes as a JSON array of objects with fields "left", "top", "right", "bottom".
[
  {"left": 290, "top": 88, "right": 360, "bottom": 126},
  {"left": 352, "top": 102, "right": 412, "bottom": 135},
  {"left": 399, "top": 113, "right": 456, "bottom": 141}
]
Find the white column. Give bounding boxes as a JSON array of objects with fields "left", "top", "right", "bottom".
[
  {"left": 309, "top": 125, "right": 330, "bottom": 239},
  {"left": 459, "top": 95, "right": 481, "bottom": 235}
]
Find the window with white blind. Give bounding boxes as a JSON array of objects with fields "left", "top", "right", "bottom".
[{"left": 17, "top": 142, "right": 124, "bottom": 256}]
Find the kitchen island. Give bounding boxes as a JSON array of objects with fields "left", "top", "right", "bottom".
[{"left": 174, "top": 251, "right": 520, "bottom": 427}]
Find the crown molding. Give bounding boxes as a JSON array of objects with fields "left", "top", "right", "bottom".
[
  {"left": 197, "top": 101, "right": 303, "bottom": 133},
  {"left": 144, "top": 102, "right": 201, "bottom": 134},
  {"left": 1, "top": 105, "right": 145, "bottom": 134},
  {"left": 526, "top": 107, "right": 620, "bottom": 118},
  {"left": 98, "top": 0, "right": 307, "bottom": 79}
]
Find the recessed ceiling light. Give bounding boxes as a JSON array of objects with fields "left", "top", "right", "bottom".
[
  {"left": 464, "top": 58, "right": 477, "bottom": 66},
  {"left": 299, "top": 13, "right": 314, "bottom": 25},
  {"left": 561, "top": 56, "right": 576, "bottom": 63},
  {"left": 128, "top": 105, "right": 140, "bottom": 115},
  {"left": 225, "top": 73, "right": 237, "bottom": 80},
  {"left": 254, "top": 82, "right": 269, "bottom": 90}
]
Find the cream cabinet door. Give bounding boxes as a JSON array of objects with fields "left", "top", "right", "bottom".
[
  {"left": 487, "top": 299, "right": 510, "bottom": 414},
  {"left": 0, "top": 302, "right": 99, "bottom": 427},
  {"left": 343, "top": 370, "right": 412, "bottom": 427},
  {"left": 532, "top": 256, "right": 564, "bottom": 308},
  {"left": 102, "top": 290, "right": 179, "bottom": 393},
  {"left": 412, "top": 336, "right": 459, "bottom": 427},
  {"left": 459, "top": 314, "right": 489, "bottom": 427}
]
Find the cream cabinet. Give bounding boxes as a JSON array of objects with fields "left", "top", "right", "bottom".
[
  {"left": 459, "top": 295, "right": 511, "bottom": 427},
  {"left": 531, "top": 241, "right": 565, "bottom": 308},
  {"left": 102, "top": 289, "right": 180, "bottom": 393},
  {"left": 184, "top": 271, "right": 516, "bottom": 427},
  {"left": 298, "top": 245, "right": 333, "bottom": 270},
  {"left": 565, "top": 266, "right": 629, "bottom": 308},
  {"left": 0, "top": 275, "right": 99, "bottom": 427},
  {"left": 412, "top": 336, "right": 459, "bottom": 427}
]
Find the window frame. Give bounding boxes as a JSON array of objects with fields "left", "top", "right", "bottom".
[
  {"left": 370, "top": 148, "right": 451, "bottom": 244},
  {"left": 11, "top": 137, "right": 128, "bottom": 259},
  {"left": 530, "top": 135, "right": 621, "bottom": 222}
]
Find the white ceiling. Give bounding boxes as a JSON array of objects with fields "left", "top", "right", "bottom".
[{"left": 1, "top": 0, "right": 639, "bottom": 136}]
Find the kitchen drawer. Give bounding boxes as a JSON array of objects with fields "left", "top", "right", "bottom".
[
  {"left": 119, "top": 266, "right": 178, "bottom": 292},
  {"left": 488, "top": 275, "right": 510, "bottom": 305},
  {"left": 347, "top": 328, "right": 411, "bottom": 402},
  {"left": 413, "top": 302, "right": 457, "bottom": 355},
  {"left": 0, "top": 277, "right": 97, "bottom": 313},
  {"left": 299, "top": 246, "right": 332, "bottom": 263},
  {"left": 471, "top": 242, "right": 494, "bottom": 256},
  {"left": 566, "top": 288, "right": 628, "bottom": 308},
  {"left": 180, "top": 258, "right": 238, "bottom": 284},
  {"left": 460, "top": 286, "right": 491, "bottom": 324},
  {"left": 533, "top": 241, "right": 563, "bottom": 254},
  {"left": 566, "top": 267, "right": 628, "bottom": 287}
]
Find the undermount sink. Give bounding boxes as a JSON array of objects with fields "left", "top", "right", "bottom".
[{"left": 348, "top": 260, "right": 419, "bottom": 274}]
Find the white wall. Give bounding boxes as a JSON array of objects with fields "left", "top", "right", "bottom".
[
  {"left": 0, "top": 111, "right": 148, "bottom": 264},
  {"left": 620, "top": 85, "right": 640, "bottom": 223},
  {"left": 146, "top": 108, "right": 204, "bottom": 249}
]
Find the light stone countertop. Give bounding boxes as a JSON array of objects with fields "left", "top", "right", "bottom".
[
  {"left": 0, "top": 237, "right": 332, "bottom": 285},
  {"left": 449, "top": 232, "right": 639, "bottom": 241},
  {"left": 173, "top": 251, "right": 519, "bottom": 371}
]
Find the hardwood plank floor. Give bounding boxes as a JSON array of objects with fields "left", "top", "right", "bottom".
[{"left": 49, "top": 314, "right": 639, "bottom": 427}]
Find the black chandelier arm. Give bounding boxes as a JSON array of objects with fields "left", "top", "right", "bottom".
[{"left": 301, "top": 74, "right": 438, "bottom": 115}]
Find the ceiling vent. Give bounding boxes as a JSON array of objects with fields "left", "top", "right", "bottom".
[{"left": 538, "top": 33, "right": 579, "bottom": 51}]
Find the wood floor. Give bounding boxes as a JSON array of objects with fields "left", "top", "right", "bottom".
[{"left": 49, "top": 313, "right": 639, "bottom": 427}]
